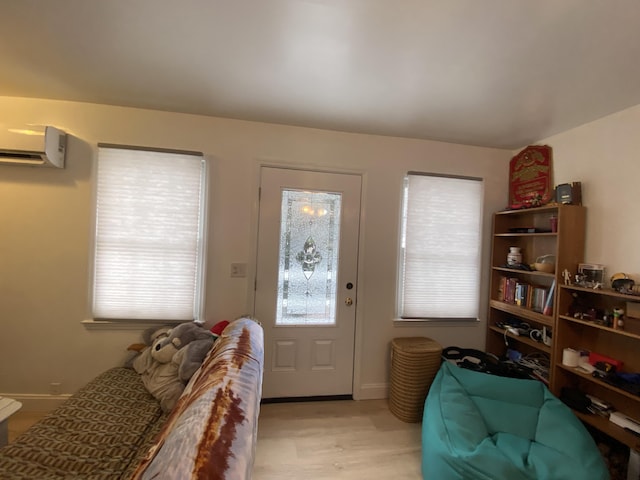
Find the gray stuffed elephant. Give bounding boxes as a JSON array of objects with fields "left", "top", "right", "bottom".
[{"left": 132, "top": 322, "right": 214, "bottom": 412}]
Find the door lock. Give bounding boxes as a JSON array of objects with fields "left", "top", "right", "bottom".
[{"left": 345, "top": 297, "right": 353, "bottom": 306}]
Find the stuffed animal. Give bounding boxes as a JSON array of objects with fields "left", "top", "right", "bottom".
[
  {"left": 210, "top": 320, "right": 229, "bottom": 340},
  {"left": 125, "top": 325, "right": 172, "bottom": 368},
  {"left": 130, "top": 322, "right": 216, "bottom": 412},
  {"left": 153, "top": 322, "right": 216, "bottom": 383}
]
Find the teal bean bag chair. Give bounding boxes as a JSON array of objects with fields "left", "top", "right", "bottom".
[{"left": 422, "top": 362, "right": 609, "bottom": 480}]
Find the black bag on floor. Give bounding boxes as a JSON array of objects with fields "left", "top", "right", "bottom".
[{"left": 441, "top": 346, "right": 531, "bottom": 379}]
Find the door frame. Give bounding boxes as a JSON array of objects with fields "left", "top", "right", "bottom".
[{"left": 246, "top": 159, "right": 368, "bottom": 400}]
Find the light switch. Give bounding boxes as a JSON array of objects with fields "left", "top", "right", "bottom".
[{"left": 230, "top": 263, "right": 247, "bottom": 278}]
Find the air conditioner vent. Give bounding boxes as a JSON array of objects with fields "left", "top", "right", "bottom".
[{"left": 0, "top": 126, "right": 67, "bottom": 168}]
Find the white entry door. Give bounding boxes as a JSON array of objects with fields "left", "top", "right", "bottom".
[{"left": 254, "top": 166, "right": 362, "bottom": 399}]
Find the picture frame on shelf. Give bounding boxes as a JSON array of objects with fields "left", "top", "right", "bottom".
[{"left": 577, "top": 263, "right": 606, "bottom": 288}]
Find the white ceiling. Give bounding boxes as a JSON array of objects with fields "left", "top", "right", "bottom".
[{"left": 2, "top": 0, "right": 640, "bottom": 149}]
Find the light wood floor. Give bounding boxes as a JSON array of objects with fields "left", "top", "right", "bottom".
[
  {"left": 253, "top": 399, "right": 423, "bottom": 479},
  {"left": 8, "top": 400, "right": 423, "bottom": 479},
  {"left": 7, "top": 410, "right": 48, "bottom": 444}
]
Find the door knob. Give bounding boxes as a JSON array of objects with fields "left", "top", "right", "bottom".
[{"left": 345, "top": 297, "right": 353, "bottom": 306}]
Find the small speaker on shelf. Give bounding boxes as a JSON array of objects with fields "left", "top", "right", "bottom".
[{"left": 555, "top": 182, "right": 582, "bottom": 205}]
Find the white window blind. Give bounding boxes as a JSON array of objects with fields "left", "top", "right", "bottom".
[
  {"left": 398, "top": 173, "right": 483, "bottom": 320},
  {"left": 93, "top": 146, "right": 206, "bottom": 321}
]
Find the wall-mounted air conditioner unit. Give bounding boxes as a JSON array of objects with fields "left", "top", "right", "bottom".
[{"left": 0, "top": 125, "right": 67, "bottom": 168}]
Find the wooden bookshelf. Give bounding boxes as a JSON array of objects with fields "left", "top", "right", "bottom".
[
  {"left": 552, "top": 284, "right": 640, "bottom": 451},
  {"left": 486, "top": 205, "right": 586, "bottom": 387}
]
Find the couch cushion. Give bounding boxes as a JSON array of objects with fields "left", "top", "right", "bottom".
[{"left": 0, "top": 367, "right": 167, "bottom": 480}]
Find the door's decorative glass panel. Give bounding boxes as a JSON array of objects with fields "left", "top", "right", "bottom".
[
  {"left": 296, "top": 236, "right": 322, "bottom": 282},
  {"left": 276, "top": 189, "right": 341, "bottom": 326}
]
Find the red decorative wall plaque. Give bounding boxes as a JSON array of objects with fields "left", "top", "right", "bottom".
[{"left": 509, "top": 145, "right": 553, "bottom": 209}]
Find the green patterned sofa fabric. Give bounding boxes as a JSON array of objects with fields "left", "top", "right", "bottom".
[
  {"left": 0, "top": 367, "right": 167, "bottom": 480},
  {"left": 0, "top": 318, "right": 264, "bottom": 480}
]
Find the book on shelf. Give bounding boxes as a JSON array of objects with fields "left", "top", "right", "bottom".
[
  {"left": 542, "top": 280, "right": 556, "bottom": 316},
  {"left": 498, "top": 276, "right": 550, "bottom": 313},
  {"left": 530, "top": 287, "right": 547, "bottom": 313}
]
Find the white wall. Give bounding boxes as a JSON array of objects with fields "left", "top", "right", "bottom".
[
  {"left": 535, "top": 104, "right": 640, "bottom": 278},
  {"left": 0, "top": 96, "right": 510, "bottom": 406}
]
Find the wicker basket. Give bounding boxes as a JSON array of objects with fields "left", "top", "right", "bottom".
[{"left": 388, "top": 337, "right": 442, "bottom": 423}]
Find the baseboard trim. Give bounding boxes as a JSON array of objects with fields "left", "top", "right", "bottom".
[
  {"left": 3, "top": 394, "right": 71, "bottom": 412},
  {"left": 261, "top": 394, "right": 352, "bottom": 404},
  {"left": 356, "top": 382, "right": 388, "bottom": 400}
]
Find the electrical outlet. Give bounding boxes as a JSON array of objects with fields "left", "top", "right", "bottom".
[
  {"left": 230, "top": 263, "right": 247, "bottom": 278},
  {"left": 50, "top": 382, "right": 62, "bottom": 395}
]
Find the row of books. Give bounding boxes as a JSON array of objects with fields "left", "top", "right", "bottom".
[{"left": 497, "top": 277, "right": 555, "bottom": 316}]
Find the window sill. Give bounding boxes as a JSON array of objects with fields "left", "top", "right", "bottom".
[{"left": 81, "top": 319, "right": 185, "bottom": 331}]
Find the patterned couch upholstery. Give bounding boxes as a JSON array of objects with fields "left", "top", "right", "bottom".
[{"left": 0, "top": 317, "right": 264, "bottom": 480}]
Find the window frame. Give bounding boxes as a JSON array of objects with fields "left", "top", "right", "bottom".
[{"left": 396, "top": 171, "right": 484, "bottom": 322}]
